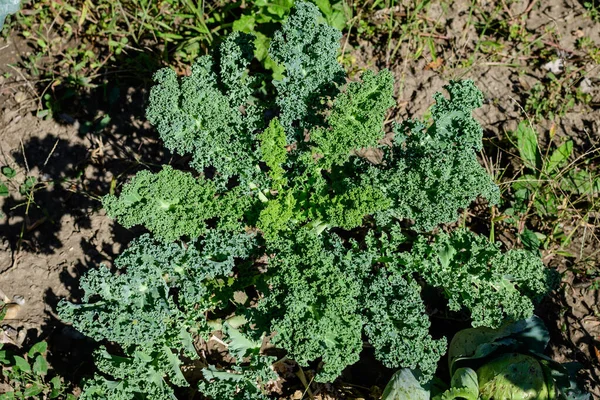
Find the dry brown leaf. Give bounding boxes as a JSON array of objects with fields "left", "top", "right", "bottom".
[{"left": 425, "top": 58, "right": 444, "bottom": 70}]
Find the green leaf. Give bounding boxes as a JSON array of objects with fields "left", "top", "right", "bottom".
[
  {"left": 164, "top": 346, "right": 187, "bottom": 387},
  {"left": 0, "top": 183, "right": 8, "bottom": 197},
  {"left": 50, "top": 375, "right": 62, "bottom": 389},
  {"left": 561, "top": 170, "right": 599, "bottom": 195},
  {"left": 28, "top": 341, "right": 48, "bottom": 358},
  {"left": 32, "top": 354, "right": 49, "bottom": 376},
  {"left": 224, "top": 322, "right": 261, "bottom": 360},
  {"left": 13, "top": 355, "right": 31, "bottom": 372},
  {"left": 1, "top": 166, "right": 15, "bottom": 178},
  {"left": 443, "top": 368, "right": 479, "bottom": 400},
  {"left": 49, "top": 376, "right": 63, "bottom": 398},
  {"left": 512, "top": 174, "right": 541, "bottom": 191},
  {"left": 23, "top": 382, "right": 44, "bottom": 397},
  {"left": 545, "top": 140, "right": 572, "bottom": 174},
  {"left": 381, "top": 369, "right": 430, "bottom": 400},
  {"left": 437, "top": 242, "right": 457, "bottom": 269},
  {"left": 19, "top": 176, "right": 37, "bottom": 195},
  {"left": 520, "top": 228, "right": 541, "bottom": 251},
  {"left": 96, "top": 115, "right": 111, "bottom": 131},
  {"left": 0, "top": 391, "right": 15, "bottom": 400},
  {"left": 0, "top": 349, "right": 8, "bottom": 364},
  {"left": 514, "top": 121, "right": 541, "bottom": 171},
  {"left": 232, "top": 14, "right": 256, "bottom": 32}
]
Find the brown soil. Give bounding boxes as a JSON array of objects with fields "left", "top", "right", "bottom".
[{"left": 1, "top": 0, "right": 600, "bottom": 398}]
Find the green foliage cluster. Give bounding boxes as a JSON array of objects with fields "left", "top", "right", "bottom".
[
  {"left": 58, "top": 2, "right": 555, "bottom": 398},
  {"left": 525, "top": 71, "right": 592, "bottom": 121},
  {"left": 502, "top": 121, "right": 600, "bottom": 254},
  {"left": 0, "top": 342, "right": 75, "bottom": 399}
]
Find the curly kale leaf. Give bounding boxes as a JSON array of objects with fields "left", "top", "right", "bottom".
[
  {"left": 61, "top": 231, "right": 257, "bottom": 398},
  {"left": 369, "top": 80, "right": 500, "bottom": 231},
  {"left": 218, "top": 31, "right": 259, "bottom": 107},
  {"left": 198, "top": 356, "right": 277, "bottom": 400},
  {"left": 257, "top": 229, "right": 365, "bottom": 382},
  {"left": 58, "top": 232, "right": 256, "bottom": 351},
  {"left": 198, "top": 324, "right": 277, "bottom": 400},
  {"left": 258, "top": 118, "right": 288, "bottom": 189},
  {"left": 311, "top": 69, "right": 395, "bottom": 168},
  {"left": 103, "top": 166, "right": 251, "bottom": 242},
  {"left": 362, "top": 270, "right": 447, "bottom": 382},
  {"left": 145, "top": 38, "right": 261, "bottom": 183},
  {"left": 269, "top": 0, "right": 345, "bottom": 142},
  {"left": 57, "top": 260, "right": 183, "bottom": 351},
  {"left": 314, "top": 173, "right": 391, "bottom": 230},
  {"left": 410, "top": 229, "right": 555, "bottom": 328},
  {"left": 78, "top": 347, "right": 181, "bottom": 400}
]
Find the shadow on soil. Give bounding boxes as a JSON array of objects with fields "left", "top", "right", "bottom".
[
  {"left": 1, "top": 81, "right": 170, "bottom": 390},
  {"left": 1, "top": 83, "right": 165, "bottom": 257}
]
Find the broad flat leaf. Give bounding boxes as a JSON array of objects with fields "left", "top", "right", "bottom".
[
  {"left": 23, "top": 382, "right": 44, "bottom": 397},
  {"left": 0, "top": 349, "right": 8, "bottom": 364},
  {"left": 511, "top": 174, "right": 541, "bottom": 191},
  {"left": 444, "top": 368, "right": 478, "bottom": 400},
  {"left": 49, "top": 376, "right": 63, "bottom": 398},
  {"left": 561, "top": 170, "right": 600, "bottom": 195},
  {"left": 28, "top": 341, "right": 48, "bottom": 358},
  {"left": 514, "top": 121, "right": 541, "bottom": 171},
  {"left": 33, "top": 354, "right": 49, "bottom": 375},
  {"left": 449, "top": 316, "right": 549, "bottom": 375},
  {"left": 545, "top": 140, "right": 572, "bottom": 174},
  {"left": 437, "top": 242, "right": 456, "bottom": 269},
  {"left": 382, "top": 369, "right": 430, "bottom": 400},
  {"left": 19, "top": 176, "right": 36, "bottom": 195},
  {"left": 232, "top": 14, "right": 255, "bottom": 32},
  {"left": 0, "top": 183, "right": 7, "bottom": 197},
  {"left": 13, "top": 355, "right": 31, "bottom": 372},
  {"left": 313, "top": 0, "right": 347, "bottom": 29},
  {"left": 520, "top": 228, "right": 541, "bottom": 251}
]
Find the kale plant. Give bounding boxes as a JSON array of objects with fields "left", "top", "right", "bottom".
[{"left": 58, "top": 2, "right": 555, "bottom": 398}]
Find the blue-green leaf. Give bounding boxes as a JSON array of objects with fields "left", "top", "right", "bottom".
[{"left": 382, "top": 369, "right": 430, "bottom": 400}]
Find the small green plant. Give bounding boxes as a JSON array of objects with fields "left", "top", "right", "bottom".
[
  {"left": 583, "top": 0, "right": 600, "bottom": 22},
  {"left": 525, "top": 70, "right": 592, "bottom": 121},
  {"left": 352, "top": 0, "right": 443, "bottom": 66},
  {"left": 0, "top": 341, "right": 76, "bottom": 399},
  {"left": 576, "top": 36, "right": 600, "bottom": 64},
  {"left": 58, "top": 2, "right": 555, "bottom": 398},
  {"left": 501, "top": 121, "right": 600, "bottom": 254}
]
